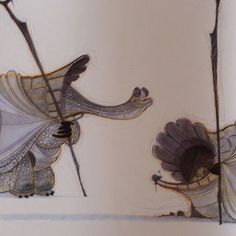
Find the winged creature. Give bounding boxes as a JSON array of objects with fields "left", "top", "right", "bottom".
[
  {"left": 152, "top": 118, "right": 236, "bottom": 222},
  {"left": 0, "top": 55, "right": 152, "bottom": 197},
  {"left": 151, "top": 0, "right": 232, "bottom": 224}
]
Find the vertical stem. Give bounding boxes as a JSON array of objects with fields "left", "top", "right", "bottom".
[
  {"left": 210, "top": 0, "right": 222, "bottom": 225},
  {"left": 68, "top": 139, "right": 87, "bottom": 197},
  {"left": 3, "top": 3, "right": 63, "bottom": 120}
]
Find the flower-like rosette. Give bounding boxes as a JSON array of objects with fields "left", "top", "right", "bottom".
[{"left": 153, "top": 118, "right": 216, "bottom": 183}]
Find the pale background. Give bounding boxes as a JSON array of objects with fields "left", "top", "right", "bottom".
[{"left": 0, "top": 0, "right": 236, "bottom": 235}]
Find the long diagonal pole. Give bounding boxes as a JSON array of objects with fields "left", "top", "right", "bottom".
[
  {"left": 210, "top": 0, "right": 222, "bottom": 225},
  {"left": 0, "top": 1, "right": 87, "bottom": 197}
]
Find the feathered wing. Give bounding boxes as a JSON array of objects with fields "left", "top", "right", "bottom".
[
  {"left": 183, "top": 126, "right": 236, "bottom": 220},
  {"left": 221, "top": 160, "right": 236, "bottom": 220},
  {"left": 215, "top": 125, "right": 236, "bottom": 220},
  {"left": 182, "top": 126, "right": 236, "bottom": 220},
  {"left": 20, "top": 55, "right": 90, "bottom": 118},
  {"left": 153, "top": 123, "right": 236, "bottom": 221},
  {"left": 0, "top": 56, "right": 90, "bottom": 173},
  {"left": 0, "top": 71, "right": 52, "bottom": 173}
]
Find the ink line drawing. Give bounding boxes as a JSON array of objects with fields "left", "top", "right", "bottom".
[{"left": 0, "top": 0, "right": 152, "bottom": 198}]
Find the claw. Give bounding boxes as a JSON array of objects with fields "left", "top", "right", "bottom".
[
  {"left": 45, "top": 190, "right": 55, "bottom": 196},
  {"left": 141, "top": 87, "right": 149, "bottom": 97},
  {"left": 61, "top": 121, "right": 74, "bottom": 126},
  {"left": 152, "top": 174, "right": 162, "bottom": 183},
  {"left": 52, "top": 132, "right": 72, "bottom": 139},
  {"left": 131, "top": 87, "right": 150, "bottom": 103},
  {"left": 53, "top": 121, "right": 73, "bottom": 139},
  {"left": 18, "top": 194, "right": 33, "bottom": 198},
  {"left": 133, "top": 87, "right": 141, "bottom": 97}
]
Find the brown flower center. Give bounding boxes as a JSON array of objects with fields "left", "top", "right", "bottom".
[{"left": 180, "top": 145, "right": 215, "bottom": 183}]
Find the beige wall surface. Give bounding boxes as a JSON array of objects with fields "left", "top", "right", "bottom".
[{"left": 1, "top": 0, "right": 236, "bottom": 235}]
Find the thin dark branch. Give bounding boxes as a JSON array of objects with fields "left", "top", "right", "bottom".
[
  {"left": 0, "top": 0, "right": 12, "bottom": 6},
  {"left": 3, "top": 4, "right": 63, "bottom": 120},
  {"left": 210, "top": 0, "right": 222, "bottom": 225},
  {"left": 68, "top": 139, "right": 87, "bottom": 197},
  {"left": 0, "top": 2, "right": 87, "bottom": 197}
]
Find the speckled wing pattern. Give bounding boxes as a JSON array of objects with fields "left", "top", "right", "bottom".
[{"left": 152, "top": 119, "right": 236, "bottom": 222}]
